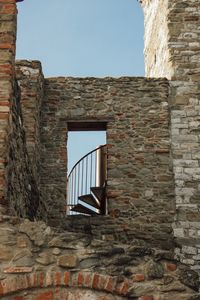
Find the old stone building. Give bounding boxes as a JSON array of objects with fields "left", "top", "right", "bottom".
[{"left": 0, "top": 0, "right": 200, "bottom": 299}]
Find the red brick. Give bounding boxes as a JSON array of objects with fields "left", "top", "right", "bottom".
[
  {"left": 84, "top": 272, "right": 93, "bottom": 288},
  {"left": 138, "top": 296, "right": 154, "bottom": 300},
  {"left": 115, "top": 280, "right": 129, "bottom": 296},
  {"left": 92, "top": 273, "right": 100, "bottom": 289},
  {"left": 39, "top": 272, "right": 45, "bottom": 287},
  {"left": 105, "top": 277, "right": 114, "bottom": 292},
  {"left": 2, "top": 4, "right": 16, "bottom": 14},
  {"left": 36, "top": 291, "right": 53, "bottom": 300},
  {"left": 165, "top": 263, "right": 177, "bottom": 271},
  {"left": 120, "top": 281, "right": 129, "bottom": 296},
  {"left": 132, "top": 273, "right": 145, "bottom": 282},
  {"left": 54, "top": 272, "right": 61, "bottom": 286},
  {"left": 98, "top": 275, "right": 107, "bottom": 290},
  {"left": 3, "top": 267, "right": 33, "bottom": 273},
  {"left": 33, "top": 273, "right": 38, "bottom": 287},
  {"left": 0, "top": 112, "right": 9, "bottom": 119},
  {"left": 0, "top": 0, "right": 15, "bottom": 2},
  {"left": 77, "top": 272, "right": 84, "bottom": 286},
  {"left": 12, "top": 297, "right": 24, "bottom": 300},
  {"left": 0, "top": 283, "right": 4, "bottom": 296},
  {"left": 0, "top": 101, "right": 10, "bottom": 106},
  {"left": 64, "top": 271, "right": 70, "bottom": 286}
]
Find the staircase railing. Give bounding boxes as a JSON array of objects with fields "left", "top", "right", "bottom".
[{"left": 67, "top": 145, "right": 107, "bottom": 215}]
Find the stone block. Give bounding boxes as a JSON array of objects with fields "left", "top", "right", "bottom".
[{"left": 57, "top": 255, "right": 78, "bottom": 268}]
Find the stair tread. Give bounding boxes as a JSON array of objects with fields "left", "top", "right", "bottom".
[
  {"left": 91, "top": 187, "right": 105, "bottom": 202},
  {"left": 70, "top": 203, "right": 98, "bottom": 215},
  {"left": 78, "top": 194, "right": 100, "bottom": 209}
]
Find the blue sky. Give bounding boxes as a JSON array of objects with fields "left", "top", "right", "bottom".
[
  {"left": 16, "top": 0, "right": 145, "bottom": 171},
  {"left": 16, "top": 0, "right": 144, "bottom": 77}
]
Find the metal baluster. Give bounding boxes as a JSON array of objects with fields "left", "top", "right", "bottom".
[
  {"left": 86, "top": 156, "right": 88, "bottom": 194},
  {"left": 70, "top": 173, "right": 74, "bottom": 210},
  {"left": 82, "top": 159, "right": 84, "bottom": 195},
  {"left": 74, "top": 168, "right": 76, "bottom": 207},
  {"left": 90, "top": 153, "right": 93, "bottom": 187},
  {"left": 95, "top": 149, "right": 97, "bottom": 188},
  {"left": 67, "top": 177, "right": 70, "bottom": 213},
  {"left": 78, "top": 163, "right": 80, "bottom": 198}
]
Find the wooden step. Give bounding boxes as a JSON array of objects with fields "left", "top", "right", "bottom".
[
  {"left": 70, "top": 203, "right": 98, "bottom": 215},
  {"left": 78, "top": 194, "right": 100, "bottom": 209},
  {"left": 91, "top": 187, "right": 105, "bottom": 202}
]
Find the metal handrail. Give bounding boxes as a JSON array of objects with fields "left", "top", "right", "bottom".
[
  {"left": 67, "top": 145, "right": 107, "bottom": 215},
  {"left": 68, "top": 145, "right": 106, "bottom": 179}
]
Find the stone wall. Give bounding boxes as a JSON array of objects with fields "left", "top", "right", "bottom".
[
  {"left": 6, "top": 78, "right": 40, "bottom": 220},
  {"left": 40, "top": 76, "right": 175, "bottom": 248},
  {"left": 0, "top": 216, "right": 199, "bottom": 300},
  {"left": 141, "top": 0, "right": 172, "bottom": 78},
  {"left": 15, "top": 60, "right": 44, "bottom": 187},
  {"left": 141, "top": 0, "right": 200, "bottom": 81},
  {"left": 141, "top": 0, "right": 200, "bottom": 271}
]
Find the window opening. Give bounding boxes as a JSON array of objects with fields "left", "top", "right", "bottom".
[{"left": 67, "top": 128, "right": 107, "bottom": 216}]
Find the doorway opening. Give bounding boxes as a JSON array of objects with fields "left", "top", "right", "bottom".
[{"left": 67, "top": 122, "right": 107, "bottom": 216}]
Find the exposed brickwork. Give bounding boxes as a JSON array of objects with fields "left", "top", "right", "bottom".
[
  {"left": 15, "top": 60, "right": 44, "bottom": 187},
  {"left": 0, "top": 0, "right": 199, "bottom": 298},
  {"left": 0, "top": 217, "right": 199, "bottom": 299},
  {"left": 0, "top": 0, "right": 16, "bottom": 210}
]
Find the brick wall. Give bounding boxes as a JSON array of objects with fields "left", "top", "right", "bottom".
[{"left": 0, "top": 0, "right": 17, "bottom": 211}]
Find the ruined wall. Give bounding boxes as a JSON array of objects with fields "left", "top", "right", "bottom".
[
  {"left": 40, "top": 76, "right": 175, "bottom": 248},
  {"left": 142, "top": 0, "right": 200, "bottom": 270},
  {"left": 6, "top": 78, "right": 40, "bottom": 220},
  {"left": 0, "top": 216, "right": 199, "bottom": 300},
  {"left": 0, "top": 2, "right": 45, "bottom": 220},
  {"left": 0, "top": 0, "right": 17, "bottom": 211},
  {"left": 142, "top": 0, "right": 200, "bottom": 81},
  {"left": 142, "top": 0, "right": 171, "bottom": 78},
  {"left": 15, "top": 60, "right": 44, "bottom": 187}
]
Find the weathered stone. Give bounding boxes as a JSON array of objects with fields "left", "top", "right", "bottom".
[
  {"left": 57, "top": 255, "right": 78, "bottom": 268},
  {"left": 0, "top": 245, "right": 13, "bottom": 261},
  {"left": 52, "top": 248, "right": 61, "bottom": 255},
  {"left": 179, "top": 269, "right": 200, "bottom": 292},
  {"left": 145, "top": 260, "right": 164, "bottom": 279},
  {"left": 79, "top": 257, "right": 100, "bottom": 269},
  {"left": 128, "top": 282, "right": 156, "bottom": 298},
  {"left": 36, "top": 252, "right": 55, "bottom": 266},
  {"left": 128, "top": 246, "right": 152, "bottom": 257},
  {"left": 19, "top": 219, "right": 51, "bottom": 246},
  {"left": 12, "top": 249, "right": 33, "bottom": 267},
  {"left": 48, "top": 234, "right": 91, "bottom": 249}
]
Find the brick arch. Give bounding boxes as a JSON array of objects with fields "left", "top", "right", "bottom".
[{"left": 0, "top": 271, "right": 129, "bottom": 299}]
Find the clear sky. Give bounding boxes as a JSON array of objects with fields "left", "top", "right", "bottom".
[
  {"left": 16, "top": 0, "right": 144, "bottom": 78},
  {"left": 16, "top": 0, "right": 145, "bottom": 172}
]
